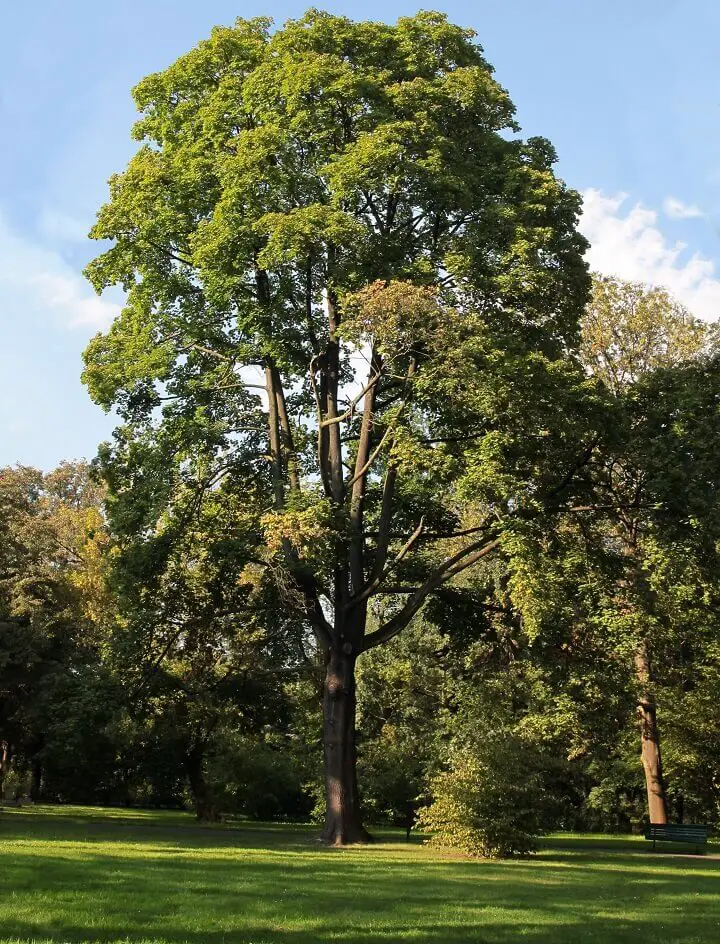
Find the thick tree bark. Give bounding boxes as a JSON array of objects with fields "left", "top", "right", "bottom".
[
  {"left": 184, "top": 745, "right": 218, "bottom": 822},
  {"left": 636, "top": 641, "right": 668, "bottom": 824},
  {"left": 320, "top": 646, "right": 372, "bottom": 845}
]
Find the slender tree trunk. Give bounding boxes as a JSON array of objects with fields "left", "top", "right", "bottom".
[
  {"left": 635, "top": 641, "right": 668, "bottom": 824},
  {"left": 30, "top": 759, "right": 42, "bottom": 802},
  {"left": 620, "top": 534, "right": 670, "bottom": 826},
  {"left": 184, "top": 745, "right": 218, "bottom": 822},
  {"left": 0, "top": 740, "right": 10, "bottom": 802},
  {"left": 320, "top": 646, "right": 372, "bottom": 845}
]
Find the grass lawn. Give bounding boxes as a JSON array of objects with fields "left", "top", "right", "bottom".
[{"left": 1, "top": 805, "right": 719, "bottom": 943}]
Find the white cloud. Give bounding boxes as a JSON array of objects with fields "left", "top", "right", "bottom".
[
  {"left": 0, "top": 213, "right": 119, "bottom": 331},
  {"left": 37, "top": 208, "right": 91, "bottom": 243},
  {"left": 580, "top": 189, "right": 720, "bottom": 322},
  {"left": 663, "top": 197, "right": 704, "bottom": 220},
  {"left": 31, "top": 271, "right": 120, "bottom": 329}
]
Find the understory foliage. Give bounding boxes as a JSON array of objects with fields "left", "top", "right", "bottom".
[
  {"left": 3, "top": 454, "right": 720, "bottom": 848},
  {"left": 419, "top": 743, "right": 544, "bottom": 857}
]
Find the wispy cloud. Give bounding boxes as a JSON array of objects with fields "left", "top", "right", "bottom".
[
  {"left": 663, "top": 196, "right": 704, "bottom": 220},
  {"left": 31, "top": 271, "right": 120, "bottom": 329},
  {"left": 0, "top": 212, "right": 119, "bottom": 331},
  {"left": 37, "top": 208, "right": 92, "bottom": 243},
  {"left": 580, "top": 189, "right": 720, "bottom": 322}
]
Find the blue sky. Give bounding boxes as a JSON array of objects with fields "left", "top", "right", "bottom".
[{"left": 2, "top": 0, "right": 720, "bottom": 469}]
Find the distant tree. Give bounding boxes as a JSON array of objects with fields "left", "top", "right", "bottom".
[
  {"left": 577, "top": 275, "right": 720, "bottom": 824},
  {"left": 581, "top": 276, "right": 710, "bottom": 388},
  {"left": 104, "top": 467, "right": 306, "bottom": 820},
  {"left": 356, "top": 616, "right": 447, "bottom": 833},
  {"left": 0, "top": 462, "right": 113, "bottom": 802}
]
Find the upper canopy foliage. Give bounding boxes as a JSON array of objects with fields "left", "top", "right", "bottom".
[
  {"left": 82, "top": 9, "right": 600, "bottom": 656},
  {"left": 84, "top": 9, "right": 589, "bottom": 399}
]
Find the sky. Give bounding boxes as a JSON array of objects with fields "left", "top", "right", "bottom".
[{"left": 2, "top": 0, "right": 720, "bottom": 469}]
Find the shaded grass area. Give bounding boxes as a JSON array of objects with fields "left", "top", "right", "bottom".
[{"left": 1, "top": 806, "right": 719, "bottom": 943}]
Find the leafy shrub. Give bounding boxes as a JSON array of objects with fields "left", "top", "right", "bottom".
[
  {"left": 0, "top": 767, "right": 29, "bottom": 803},
  {"left": 419, "top": 738, "right": 545, "bottom": 857}
]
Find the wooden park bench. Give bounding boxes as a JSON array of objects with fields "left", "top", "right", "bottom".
[{"left": 644, "top": 823, "right": 710, "bottom": 854}]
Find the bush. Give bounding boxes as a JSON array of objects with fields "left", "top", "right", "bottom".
[
  {"left": 418, "top": 738, "right": 545, "bottom": 858},
  {"left": 0, "top": 767, "right": 29, "bottom": 803}
]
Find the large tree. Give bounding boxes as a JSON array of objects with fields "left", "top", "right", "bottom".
[
  {"left": 578, "top": 275, "right": 720, "bottom": 823},
  {"left": 82, "top": 10, "right": 598, "bottom": 843}
]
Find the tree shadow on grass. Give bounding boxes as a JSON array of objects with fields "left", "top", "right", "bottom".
[
  {"left": 3, "top": 813, "right": 720, "bottom": 944},
  {"left": 3, "top": 914, "right": 720, "bottom": 944},
  {"left": 541, "top": 834, "right": 720, "bottom": 859},
  {"left": 2, "top": 844, "right": 720, "bottom": 944},
  {"left": 0, "top": 819, "right": 319, "bottom": 853}
]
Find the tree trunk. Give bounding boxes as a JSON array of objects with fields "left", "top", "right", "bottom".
[
  {"left": 636, "top": 642, "right": 668, "bottom": 824},
  {"left": 0, "top": 740, "right": 10, "bottom": 802},
  {"left": 30, "top": 759, "right": 42, "bottom": 802},
  {"left": 320, "top": 646, "right": 372, "bottom": 845},
  {"left": 184, "top": 745, "right": 218, "bottom": 822}
]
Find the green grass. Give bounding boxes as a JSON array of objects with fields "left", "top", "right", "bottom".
[{"left": 1, "top": 805, "right": 719, "bottom": 943}]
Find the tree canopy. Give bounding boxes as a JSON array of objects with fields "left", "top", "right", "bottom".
[{"left": 81, "top": 9, "right": 601, "bottom": 843}]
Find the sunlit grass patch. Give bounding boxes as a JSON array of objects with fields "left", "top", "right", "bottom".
[{"left": 1, "top": 806, "right": 719, "bottom": 943}]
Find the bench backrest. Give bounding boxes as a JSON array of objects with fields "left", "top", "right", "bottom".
[{"left": 644, "top": 824, "right": 709, "bottom": 842}]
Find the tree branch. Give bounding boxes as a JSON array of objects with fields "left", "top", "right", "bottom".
[
  {"left": 323, "top": 288, "right": 344, "bottom": 503},
  {"left": 320, "top": 369, "right": 383, "bottom": 428},
  {"left": 348, "top": 517, "right": 424, "bottom": 610},
  {"left": 310, "top": 353, "right": 333, "bottom": 499},
  {"left": 348, "top": 349, "right": 383, "bottom": 591},
  {"left": 361, "top": 535, "right": 502, "bottom": 652},
  {"left": 264, "top": 365, "right": 285, "bottom": 510},
  {"left": 272, "top": 364, "right": 300, "bottom": 492},
  {"left": 346, "top": 425, "right": 392, "bottom": 490},
  {"left": 544, "top": 437, "right": 600, "bottom": 502}
]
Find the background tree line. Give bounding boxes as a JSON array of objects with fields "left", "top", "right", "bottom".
[{"left": 2, "top": 274, "right": 720, "bottom": 854}]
